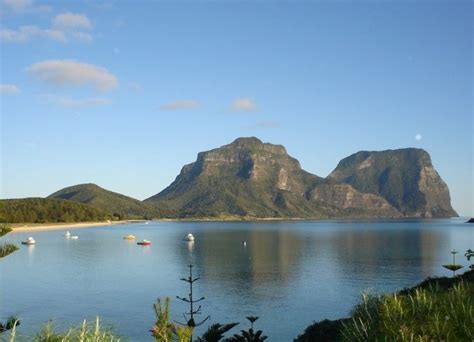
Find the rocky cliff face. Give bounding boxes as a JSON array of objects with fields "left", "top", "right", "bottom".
[
  {"left": 310, "top": 182, "right": 401, "bottom": 217},
  {"left": 145, "top": 138, "right": 456, "bottom": 218},
  {"left": 328, "top": 149, "right": 457, "bottom": 217},
  {"left": 145, "top": 137, "right": 326, "bottom": 218}
]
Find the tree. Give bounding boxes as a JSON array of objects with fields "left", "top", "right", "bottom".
[
  {"left": 228, "top": 316, "right": 267, "bottom": 342},
  {"left": 151, "top": 297, "right": 193, "bottom": 342},
  {"left": 442, "top": 249, "right": 463, "bottom": 276},
  {"left": 197, "top": 323, "right": 239, "bottom": 342},
  {"left": 0, "top": 224, "right": 20, "bottom": 332}
]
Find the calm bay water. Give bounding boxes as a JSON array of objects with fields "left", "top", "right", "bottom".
[{"left": 1, "top": 219, "right": 472, "bottom": 341}]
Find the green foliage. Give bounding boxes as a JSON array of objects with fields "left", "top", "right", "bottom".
[
  {"left": 48, "top": 183, "right": 165, "bottom": 220},
  {"left": 4, "top": 317, "right": 121, "bottom": 342},
  {"left": 0, "top": 198, "right": 112, "bottom": 224},
  {"left": 0, "top": 243, "right": 19, "bottom": 258},
  {"left": 228, "top": 316, "right": 267, "bottom": 342},
  {"left": 293, "top": 319, "right": 347, "bottom": 342},
  {"left": 0, "top": 223, "right": 13, "bottom": 237},
  {"left": 341, "top": 279, "right": 474, "bottom": 341},
  {"left": 0, "top": 224, "right": 18, "bottom": 259},
  {"left": 197, "top": 323, "right": 239, "bottom": 342},
  {"left": 0, "top": 316, "right": 20, "bottom": 333},
  {"left": 296, "top": 270, "right": 474, "bottom": 341},
  {"left": 151, "top": 298, "right": 193, "bottom": 342}
]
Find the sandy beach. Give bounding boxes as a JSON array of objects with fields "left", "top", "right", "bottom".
[{"left": 10, "top": 220, "right": 135, "bottom": 233}]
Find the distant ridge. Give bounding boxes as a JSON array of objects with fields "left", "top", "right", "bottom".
[
  {"left": 144, "top": 137, "right": 456, "bottom": 219},
  {"left": 2, "top": 137, "right": 457, "bottom": 222},
  {"left": 48, "top": 183, "right": 156, "bottom": 219}
]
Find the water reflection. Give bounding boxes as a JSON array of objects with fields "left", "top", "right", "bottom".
[
  {"left": 3, "top": 220, "right": 470, "bottom": 341},
  {"left": 178, "top": 229, "right": 305, "bottom": 285}
]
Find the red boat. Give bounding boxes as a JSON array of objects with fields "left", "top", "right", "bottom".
[{"left": 137, "top": 240, "right": 151, "bottom": 246}]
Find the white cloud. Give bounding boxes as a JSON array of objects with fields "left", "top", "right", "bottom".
[
  {"left": 1, "top": 0, "right": 51, "bottom": 13},
  {"left": 0, "top": 84, "right": 20, "bottom": 94},
  {"left": 232, "top": 97, "right": 256, "bottom": 111},
  {"left": 415, "top": 134, "right": 423, "bottom": 141},
  {"left": 27, "top": 60, "right": 118, "bottom": 91},
  {"left": 53, "top": 12, "right": 92, "bottom": 30},
  {"left": 0, "top": 26, "right": 66, "bottom": 42},
  {"left": 1, "top": 12, "right": 93, "bottom": 43},
  {"left": 2, "top": 0, "right": 32, "bottom": 10},
  {"left": 44, "top": 95, "right": 111, "bottom": 107},
  {"left": 160, "top": 100, "right": 200, "bottom": 110}
]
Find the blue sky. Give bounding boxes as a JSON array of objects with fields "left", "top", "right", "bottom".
[{"left": 1, "top": 0, "right": 472, "bottom": 216}]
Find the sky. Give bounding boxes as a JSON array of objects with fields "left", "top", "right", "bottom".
[{"left": 0, "top": 0, "right": 472, "bottom": 216}]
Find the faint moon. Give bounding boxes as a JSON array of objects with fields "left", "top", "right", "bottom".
[{"left": 415, "top": 134, "right": 422, "bottom": 141}]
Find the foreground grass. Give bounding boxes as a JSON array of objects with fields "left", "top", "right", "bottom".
[
  {"left": 295, "top": 270, "right": 474, "bottom": 341},
  {"left": 4, "top": 317, "right": 122, "bottom": 342},
  {"left": 0, "top": 224, "right": 18, "bottom": 259},
  {"left": 0, "top": 243, "right": 19, "bottom": 258}
]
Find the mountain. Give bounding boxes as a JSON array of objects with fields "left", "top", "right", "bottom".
[
  {"left": 48, "top": 183, "right": 156, "bottom": 219},
  {"left": 145, "top": 137, "right": 450, "bottom": 218},
  {"left": 0, "top": 198, "right": 111, "bottom": 223},
  {"left": 37, "top": 138, "right": 457, "bottom": 220},
  {"left": 328, "top": 149, "right": 457, "bottom": 217}
]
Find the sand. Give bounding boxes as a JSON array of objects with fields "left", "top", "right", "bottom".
[{"left": 10, "top": 220, "right": 135, "bottom": 233}]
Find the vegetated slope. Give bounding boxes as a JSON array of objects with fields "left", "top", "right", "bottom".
[
  {"left": 0, "top": 198, "right": 111, "bottom": 223},
  {"left": 48, "top": 183, "right": 158, "bottom": 219},
  {"left": 328, "top": 149, "right": 457, "bottom": 217},
  {"left": 32, "top": 138, "right": 457, "bottom": 220},
  {"left": 145, "top": 137, "right": 405, "bottom": 218},
  {"left": 294, "top": 269, "right": 474, "bottom": 341}
]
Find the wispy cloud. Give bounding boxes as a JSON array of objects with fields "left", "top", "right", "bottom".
[
  {"left": 1, "top": 12, "right": 93, "bottom": 43},
  {"left": 43, "top": 94, "right": 111, "bottom": 107},
  {"left": 53, "top": 12, "right": 92, "bottom": 30},
  {"left": 27, "top": 60, "right": 118, "bottom": 91},
  {"left": 160, "top": 100, "right": 200, "bottom": 110},
  {"left": 2, "top": 0, "right": 32, "bottom": 10},
  {"left": 1, "top": 0, "right": 51, "bottom": 13},
  {"left": 0, "top": 84, "right": 20, "bottom": 94},
  {"left": 0, "top": 26, "right": 65, "bottom": 42},
  {"left": 232, "top": 97, "right": 256, "bottom": 111}
]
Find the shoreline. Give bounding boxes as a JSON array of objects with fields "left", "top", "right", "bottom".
[
  {"left": 7, "top": 216, "right": 465, "bottom": 233},
  {"left": 10, "top": 220, "right": 139, "bottom": 233}
]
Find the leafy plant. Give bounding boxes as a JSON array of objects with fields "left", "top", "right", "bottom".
[
  {"left": 197, "top": 323, "right": 239, "bottom": 342},
  {"left": 151, "top": 297, "right": 193, "bottom": 342},
  {"left": 0, "top": 316, "right": 20, "bottom": 333},
  {"left": 442, "top": 249, "right": 463, "bottom": 276},
  {"left": 465, "top": 249, "right": 474, "bottom": 270},
  {"left": 228, "top": 316, "right": 267, "bottom": 342},
  {"left": 341, "top": 280, "right": 474, "bottom": 341}
]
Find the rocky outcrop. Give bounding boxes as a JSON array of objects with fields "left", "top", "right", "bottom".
[
  {"left": 145, "top": 138, "right": 457, "bottom": 218},
  {"left": 310, "top": 183, "right": 401, "bottom": 217},
  {"left": 328, "top": 149, "right": 457, "bottom": 218}
]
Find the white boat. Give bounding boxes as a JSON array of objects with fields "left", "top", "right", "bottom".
[
  {"left": 21, "top": 237, "right": 36, "bottom": 245},
  {"left": 65, "top": 231, "right": 71, "bottom": 237},
  {"left": 184, "top": 233, "right": 195, "bottom": 242},
  {"left": 70, "top": 235, "right": 79, "bottom": 240}
]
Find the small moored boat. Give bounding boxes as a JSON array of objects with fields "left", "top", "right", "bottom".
[
  {"left": 21, "top": 237, "right": 36, "bottom": 245},
  {"left": 64, "top": 231, "right": 71, "bottom": 237},
  {"left": 137, "top": 240, "right": 151, "bottom": 246},
  {"left": 123, "top": 234, "right": 136, "bottom": 240},
  {"left": 184, "top": 233, "right": 195, "bottom": 242},
  {"left": 70, "top": 235, "right": 79, "bottom": 239}
]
